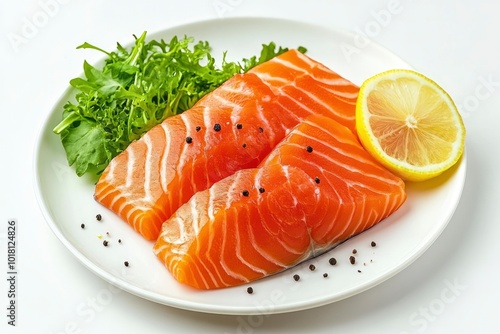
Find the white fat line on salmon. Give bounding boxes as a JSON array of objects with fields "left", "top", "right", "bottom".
[
  {"left": 271, "top": 166, "right": 317, "bottom": 255},
  {"left": 318, "top": 188, "right": 354, "bottom": 242},
  {"left": 107, "top": 183, "right": 135, "bottom": 213},
  {"left": 176, "top": 113, "right": 192, "bottom": 177},
  {"left": 185, "top": 258, "right": 211, "bottom": 289},
  {"left": 203, "top": 218, "right": 231, "bottom": 288},
  {"left": 104, "top": 187, "right": 122, "bottom": 210},
  {"left": 94, "top": 178, "right": 119, "bottom": 205},
  {"left": 246, "top": 207, "right": 288, "bottom": 270},
  {"left": 182, "top": 112, "right": 206, "bottom": 194},
  {"left": 285, "top": 137, "right": 367, "bottom": 177},
  {"left": 143, "top": 135, "right": 154, "bottom": 203},
  {"left": 202, "top": 105, "right": 212, "bottom": 148},
  {"left": 270, "top": 228, "right": 304, "bottom": 256},
  {"left": 294, "top": 52, "right": 321, "bottom": 71},
  {"left": 387, "top": 196, "right": 404, "bottom": 218},
  {"left": 252, "top": 72, "right": 289, "bottom": 86},
  {"left": 355, "top": 195, "right": 371, "bottom": 232},
  {"left": 341, "top": 190, "right": 362, "bottom": 238},
  {"left": 219, "top": 210, "right": 251, "bottom": 283},
  {"left": 286, "top": 83, "right": 354, "bottom": 123},
  {"left": 125, "top": 148, "right": 135, "bottom": 188},
  {"left": 124, "top": 205, "right": 141, "bottom": 226},
  {"left": 283, "top": 167, "right": 298, "bottom": 209},
  {"left": 255, "top": 104, "right": 275, "bottom": 142},
  {"left": 301, "top": 173, "right": 324, "bottom": 254},
  {"left": 275, "top": 100, "right": 302, "bottom": 125},
  {"left": 309, "top": 188, "right": 343, "bottom": 242},
  {"left": 303, "top": 118, "right": 356, "bottom": 145},
  {"left": 282, "top": 165, "right": 291, "bottom": 180},
  {"left": 347, "top": 214, "right": 368, "bottom": 240},
  {"left": 208, "top": 186, "right": 217, "bottom": 222},
  {"left": 273, "top": 89, "right": 317, "bottom": 118},
  {"left": 270, "top": 57, "right": 311, "bottom": 75},
  {"left": 152, "top": 243, "right": 166, "bottom": 256},
  {"left": 159, "top": 123, "right": 172, "bottom": 193},
  {"left": 253, "top": 168, "right": 264, "bottom": 198},
  {"left": 212, "top": 93, "right": 244, "bottom": 113},
  {"left": 316, "top": 82, "right": 359, "bottom": 100},
  {"left": 233, "top": 208, "right": 268, "bottom": 276},
  {"left": 304, "top": 221, "right": 319, "bottom": 257},
  {"left": 367, "top": 207, "right": 383, "bottom": 228},
  {"left": 315, "top": 77, "right": 358, "bottom": 89},
  {"left": 110, "top": 189, "right": 152, "bottom": 220},
  {"left": 206, "top": 193, "right": 218, "bottom": 259},
  {"left": 224, "top": 171, "right": 245, "bottom": 209},
  {"left": 189, "top": 199, "right": 201, "bottom": 237},
  {"left": 101, "top": 157, "right": 117, "bottom": 184},
  {"left": 325, "top": 93, "right": 360, "bottom": 108},
  {"left": 163, "top": 216, "right": 189, "bottom": 245},
  {"left": 296, "top": 124, "right": 394, "bottom": 183},
  {"left": 386, "top": 194, "right": 405, "bottom": 219},
  {"left": 219, "top": 81, "right": 253, "bottom": 96},
  {"left": 311, "top": 77, "right": 356, "bottom": 98},
  {"left": 230, "top": 113, "right": 242, "bottom": 139},
  {"left": 313, "top": 62, "right": 346, "bottom": 77},
  {"left": 377, "top": 194, "right": 392, "bottom": 219}
]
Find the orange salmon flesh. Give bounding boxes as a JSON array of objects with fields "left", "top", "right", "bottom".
[
  {"left": 94, "top": 49, "right": 406, "bottom": 289},
  {"left": 94, "top": 49, "right": 360, "bottom": 241}
]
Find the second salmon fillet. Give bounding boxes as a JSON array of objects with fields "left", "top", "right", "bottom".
[{"left": 154, "top": 114, "right": 406, "bottom": 289}]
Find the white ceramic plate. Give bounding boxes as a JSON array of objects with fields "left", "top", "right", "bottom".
[{"left": 34, "top": 17, "right": 466, "bottom": 315}]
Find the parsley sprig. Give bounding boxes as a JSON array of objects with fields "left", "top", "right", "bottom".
[{"left": 53, "top": 31, "right": 304, "bottom": 177}]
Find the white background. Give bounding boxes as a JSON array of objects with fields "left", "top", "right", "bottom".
[{"left": 1, "top": 0, "right": 499, "bottom": 333}]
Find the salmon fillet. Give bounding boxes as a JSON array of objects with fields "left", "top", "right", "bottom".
[
  {"left": 94, "top": 50, "right": 359, "bottom": 240},
  {"left": 154, "top": 114, "right": 406, "bottom": 289}
]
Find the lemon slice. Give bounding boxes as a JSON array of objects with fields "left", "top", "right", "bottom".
[{"left": 356, "top": 69, "right": 466, "bottom": 182}]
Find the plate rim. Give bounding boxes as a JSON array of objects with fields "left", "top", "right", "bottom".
[{"left": 33, "top": 16, "right": 467, "bottom": 315}]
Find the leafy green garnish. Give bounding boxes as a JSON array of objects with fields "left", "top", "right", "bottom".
[{"left": 53, "top": 31, "right": 305, "bottom": 177}]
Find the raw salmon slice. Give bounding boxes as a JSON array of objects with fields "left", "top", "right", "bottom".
[
  {"left": 154, "top": 114, "right": 406, "bottom": 289},
  {"left": 94, "top": 50, "right": 360, "bottom": 241},
  {"left": 248, "top": 49, "right": 359, "bottom": 134}
]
